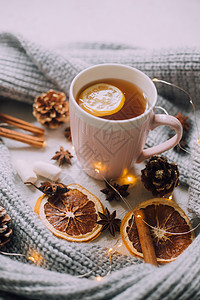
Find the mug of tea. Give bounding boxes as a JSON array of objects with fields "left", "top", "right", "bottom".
[{"left": 69, "top": 64, "right": 182, "bottom": 180}]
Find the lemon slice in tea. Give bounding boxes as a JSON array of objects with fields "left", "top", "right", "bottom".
[
  {"left": 34, "top": 183, "right": 104, "bottom": 242},
  {"left": 78, "top": 83, "right": 125, "bottom": 116},
  {"left": 120, "top": 198, "right": 194, "bottom": 263}
]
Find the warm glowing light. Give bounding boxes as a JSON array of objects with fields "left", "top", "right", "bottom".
[
  {"left": 168, "top": 195, "right": 173, "bottom": 200},
  {"left": 136, "top": 214, "right": 142, "bottom": 218},
  {"left": 117, "top": 243, "right": 122, "bottom": 248},
  {"left": 121, "top": 168, "right": 128, "bottom": 177},
  {"left": 107, "top": 247, "right": 113, "bottom": 254},
  {"left": 27, "top": 249, "right": 43, "bottom": 266},
  {"left": 119, "top": 170, "right": 137, "bottom": 185},
  {"left": 96, "top": 276, "right": 102, "bottom": 282},
  {"left": 152, "top": 78, "right": 158, "bottom": 82},
  {"left": 94, "top": 162, "right": 106, "bottom": 174},
  {"left": 118, "top": 168, "right": 137, "bottom": 185},
  {"left": 197, "top": 139, "right": 199, "bottom": 145},
  {"left": 71, "top": 146, "right": 75, "bottom": 150},
  {"left": 126, "top": 175, "right": 136, "bottom": 183}
]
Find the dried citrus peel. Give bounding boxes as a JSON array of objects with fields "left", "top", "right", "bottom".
[
  {"left": 34, "top": 183, "right": 104, "bottom": 242},
  {"left": 120, "top": 198, "right": 194, "bottom": 263},
  {"left": 78, "top": 83, "right": 125, "bottom": 116}
]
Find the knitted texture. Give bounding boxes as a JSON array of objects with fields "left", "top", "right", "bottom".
[{"left": 0, "top": 32, "right": 199, "bottom": 299}]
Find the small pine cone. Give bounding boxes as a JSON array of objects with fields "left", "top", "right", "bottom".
[
  {"left": 0, "top": 206, "right": 12, "bottom": 247},
  {"left": 141, "top": 155, "right": 179, "bottom": 196},
  {"left": 33, "top": 90, "right": 70, "bottom": 129}
]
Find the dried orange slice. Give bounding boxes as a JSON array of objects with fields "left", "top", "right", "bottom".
[
  {"left": 34, "top": 183, "right": 104, "bottom": 242},
  {"left": 120, "top": 198, "right": 195, "bottom": 263},
  {"left": 78, "top": 83, "right": 125, "bottom": 116}
]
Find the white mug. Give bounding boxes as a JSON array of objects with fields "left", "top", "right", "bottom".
[{"left": 69, "top": 64, "right": 182, "bottom": 180}]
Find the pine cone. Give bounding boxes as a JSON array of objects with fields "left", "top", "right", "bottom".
[
  {"left": 0, "top": 206, "right": 12, "bottom": 247},
  {"left": 141, "top": 155, "right": 179, "bottom": 196},
  {"left": 33, "top": 90, "right": 70, "bottom": 129}
]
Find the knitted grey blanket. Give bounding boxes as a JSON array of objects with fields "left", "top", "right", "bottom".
[{"left": 0, "top": 32, "right": 200, "bottom": 300}]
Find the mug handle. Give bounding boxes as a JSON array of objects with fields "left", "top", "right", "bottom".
[{"left": 136, "top": 114, "right": 183, "bottom": 163}]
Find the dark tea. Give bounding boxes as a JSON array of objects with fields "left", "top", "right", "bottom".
[{"left": 77, "top": 78, "right": 148, "bottom": 120}]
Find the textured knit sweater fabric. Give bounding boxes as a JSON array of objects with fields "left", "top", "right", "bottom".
[{"left": 0, "top": 32, "right": 199, "bottom": 300}]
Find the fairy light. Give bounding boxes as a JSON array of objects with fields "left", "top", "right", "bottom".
[
  {"left": 152, "top": 78, "right": 200, "bottom": 148},
  {"left": 2, "top": 78, "right": 198, "bottom": 282},
  {"left": 117, "top": 242, "right": 122, "bottom": 248},
  {"left": 120, "top": 174, "right": 137, "bottom": 185},
  {"left": 0, "top": 251, "right": 26, "bottom": 257},
  {"left": 122, "top": 168, "right": 128, "bottom": 176},
  {"left": 155, "top": 106, "right": 169, "bottom": 115},
  {"left": 118, "top": 168, "right": 138, "bottom": 185},
  {"left": 153, "top": 78, "right": 159, "bottom": 82},
  {"left": 28, "top": 161, "right": 200, "bottom": 279},
  {"left": 27, "top": 249, "right": 43, "bottom": 266},
  {"left": 22, "top": 85, "right": 200, "bottom": 277},
  {"left": 76, "top": 244, "right": 114, "bottom": 279},
  {"left": 0, "top": 248, "right": 44, "bottom": 268},
  {"left": 107, "top": 247, "right": 113, "bottom": 254},
  {"left": 95, "top": 276, "right": 102, "bottom": 282},
  {"left": 104, "top": 177, "right": 132, "bottom": 210},
  {"left": 141, "top": 217, "right": 200, "bottom": 236},
  {"left": 94, "top": 165, "right": 199, "bottom": 243},
  {"left": 95, "top": 166, "right": 132, "bottom": 210},
  {"left": 94, "top": 162, "right": 106, "bottom": 175},
  {"left": 3, "top": 166, "right": 199, "bottom": 280}
]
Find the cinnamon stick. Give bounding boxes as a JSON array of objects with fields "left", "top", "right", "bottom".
[
  {"left": 0, "top": 113, "right": 44, "bottom": 136},
  {"left": 135, "top": 209, "right": 158, "bottom": 267},
  {"left": 0, "top": 127, "right": 45, "bottom": 148}
]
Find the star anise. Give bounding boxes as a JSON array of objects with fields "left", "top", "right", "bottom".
[
  {"left": 175, "top": 112, "right": 190, "bottom": 131},
  {"left": 100, "top": 181, "right": 129, "bottom": 201},
  {"left": 97, "top": 208, "right": 121, "bottom": 236},
  {"left": 25, "top": 181, "right": 69, "bottom": 196},
  {"left": 64, "top": 126, "right": 72, "bottom": 142},
  {"left": 51, "top": 146, "right": 73, "bottom": 166}
]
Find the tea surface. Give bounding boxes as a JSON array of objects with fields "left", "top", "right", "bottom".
[{"left": 77, "top": 78, "right": 148, "bottom": 120}]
